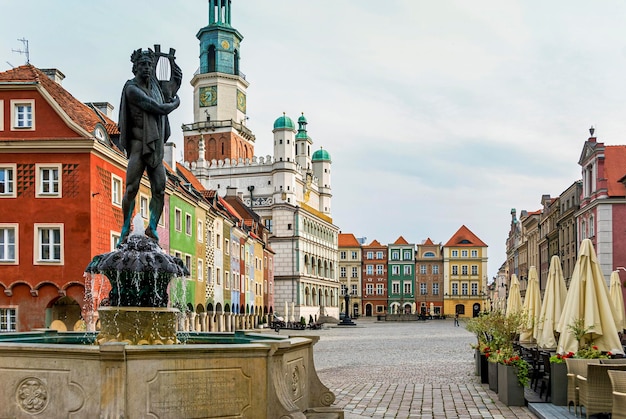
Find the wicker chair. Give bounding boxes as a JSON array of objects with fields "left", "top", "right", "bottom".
[
  {"left": 565, "top": 358, "right": 600, "bottom": 415},
  {"left": 577, "top": 364, "right": 626, "bottom": 418},
  {"left": 608, "top": 370, "right": 626, "bottom": 419}
]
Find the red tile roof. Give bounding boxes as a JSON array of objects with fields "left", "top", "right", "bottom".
[
  {"left": 423, "top": 238, "right": 434, "bottom": 245},
  {"left": 444, "top": 225, "right": 487, "bottom": 247},
  {"left": 0, "top": 64, "right": 118, "bottom": 136},
  {"left": 364, "top": 239, "right": 383, "bottom": 247},
  {"left": 393, "top": 236, "right": 409, "bottom": 245},
  {"left": 176, "top": 163, "right": 205, "bottom": 191},
  {"left": 605, "top": 146, "right": 626, "bottom": 196},
  {"left": 338, "top": 233, "right": 360, "bottom": 247}
]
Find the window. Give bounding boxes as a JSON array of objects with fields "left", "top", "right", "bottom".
[
  {"left": 392, "top": 281, "right": 400, "bottom": 294},
  {"left": 340, "top": 251, "right": 346, "bottom": 260},
  {"left": 110, "top": 231, "right": 120, "bottom": 251},
  {"left": 225, "top": 271, "right": 230, "bottom": 289},
  {"left": 366, "top": 265, "right": 373, "bottom": 275},
  {"left": 0, "top": 225, "right": 17, "bottom": 263},
  {"left": 376, "top": 251, "right": 383, "bottom": 259},
  {"left": 36, "top": 164, "right": 61, "bottom": 197},
  {"left": 11, "top": 99, "right": 35, "bottom": 130},
  {"left": 403, "top": 282, "right": 412, "bottom": 294},
  {"left": 264, "top": 218, "right": 273, "bottom": 233},
  {"left": 351, "top": 284, "right": 357, "bottom": 295},
  {"left": 391, "top": 251, "right": 399, "bottom": 260},
  {"left": 341, "top": 284, "right": 347, "bottom": 295},
  {"left": 452, "top": 250, "right": 458, "bottom": 258},
  {"left": 351, "top": 267, "right": 358, "bottom": 278},
  {"left": 452, "top": 283, "right": 458, "bottom": 295},
  {"left": 340, "top": 267, "right": 346, "bottom": 278},
  {"left": 391, "top": 265, "right": 400, "bottom": 275},
  {"left": 403, "top": 265, "right": 411, "bottom": 275},
  {"left": 366, "top": 251, "right": 373, "bottom": 260},
  {"left": 420, "top": 264, "right": 427, "bottom": 274},
  {"left": 35, "top": 224, "right": 63, "bottom": 263},
  {"left": 432, "top": 265, "right": 439, "bottom": 274},
  {"left": 377, "top": 284, "right": 384, "bottom": 295},
  {"left": 376, "top": 265, "right": 384, "bottom": 275},
  {"left": 351, "top": 251, "right": 357, "bottom": 260},
  {"left": 452, "top": 265, "right": 458, "bottom": 275},
  {"left": 462, "top": 283, "right": 468, "bottom": 295},
  {"left": 420, "top": 283, "right": 427, "bottom": 295},
  {"left": 471, "top": 250, "right": 478, "bottom": 258},
  {"left": 461, "top": 265, "right": 468, "bottom": 275},
  {"left": 225, "top": 239, "right": 230, "bottom": 254},
  {"left": 432, "top": 283, "right": 439, "bottom": 295},
  {"left": 174, "top": 208, "right": 182, "bottom": 231},
  {"left": 139, "top": 195, "right": 148, "bottom": 219},
  {"left": 0, "top": 164, "right": 16, "bottom": 197},
  {"left": 185, "top": 213, "right": 192, "bottom": 236},
  {"left": 403, "top": 250, "right": 412, "bottom": 260},
  {"left": 471, "top": 283, "right": 478, "bottom": 296},
  {"left": 197, "top": 220, "right": 203, "bottom": 242},
  {"left": 461, "top": 250, "right": 468, "bottom": 257},
  {"left": 216, "top": 267, "right": 221, "bottom": 285},
  {"left": 471, "top": 265, "right": 478, "bottom": 275},
  {"left": 589, "top": 215, "right": 595, "bottom": 237},
  {"left": 197, "top": 259, "right": 204, "bottom": 281},
  {"left": 0, "top": 308, "right": 17, "bottom": 332},
  {"left": 111, "top": 174, "right": 122, "bottom": 206},
  {"left": 366, "top": 284, "right": 373, "bottom": 295}
]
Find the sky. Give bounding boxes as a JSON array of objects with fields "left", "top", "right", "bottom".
[{"left": 3, "top": 0, "right": 626, "bottom": 281}]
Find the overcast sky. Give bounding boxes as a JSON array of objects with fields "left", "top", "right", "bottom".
[{"left": 3, "top": 0, "right": 626, "bottom": 281}]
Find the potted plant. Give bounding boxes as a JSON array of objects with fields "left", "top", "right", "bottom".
[
  {"left": 466, "top": 314, "right": 493, "bottom": 383},
  {"left": 496, "top": 348, "right": 530, "bottom": 406},
  {"left": 549, "top": 351, "right": 574, "bottom": 405}
]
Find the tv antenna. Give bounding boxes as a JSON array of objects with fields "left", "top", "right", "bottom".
[{"left": 12, "top": 38, "right": 30, "bottom": 64}]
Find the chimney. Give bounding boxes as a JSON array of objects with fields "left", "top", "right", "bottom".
[
  {"left": 164, "top": 142, "right": 176, "bottom": 169},
  {"left": 86, "top": 102, "right": 115, "bottom": 118},
  {"left": 225, "top": 186, "right": 238, "bottom": 197},
  {"left": 40, "top": 68, "right": 65, "bottom": 85}
]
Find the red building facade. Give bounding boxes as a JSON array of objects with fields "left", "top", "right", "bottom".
[
  {"left": 0, "top": 65, "right": 122, "bottom": 331},
  {"left": 361, "top": 239, "right": 388, "bottom": 317}
]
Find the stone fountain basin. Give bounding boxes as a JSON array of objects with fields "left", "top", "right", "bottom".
[{"left": 0, "top": 330, "right": 342, "bottom": 419}]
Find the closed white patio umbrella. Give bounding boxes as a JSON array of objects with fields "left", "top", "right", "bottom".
[
  {"left": 506, "top": 274, "right": 523, "bottom": 317},
  {"left": 609, "top": 271, "right": 626, "bottom": 332},
  {"left": 536, "top": 256, "right": 568, "bottom": 349},
  {"left": 556, "top": 239, "right": 623, "bottom": 354},
  {"left": 519, "top": 266, "right": 542, "bottom": 343}
]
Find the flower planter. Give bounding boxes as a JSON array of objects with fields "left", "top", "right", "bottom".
[
  {"left": 480, "top": 354, "right": 489, "bottom": 383},
  {"left": 488, "top": 360, "right": 498, "bottom": 392},
  {"left": 550, "top": 362, "right": 567, "bottom": 406},
  {"left": 497, "top": 363, "right": 525, "bottom": 406},
  {"left": 475, "top": 349, "right": 481, "bottom": 376}
]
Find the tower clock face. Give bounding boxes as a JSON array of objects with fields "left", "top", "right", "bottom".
[
  {"left": 237, "top": 90, "right": 246, "bottom": 113},
  {"left": 199, "top": 86, "right": 217, "bottom": 107}
]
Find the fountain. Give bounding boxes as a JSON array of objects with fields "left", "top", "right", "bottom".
[{"left": 0, "top": 45, "right": 343, "bottom": 418}]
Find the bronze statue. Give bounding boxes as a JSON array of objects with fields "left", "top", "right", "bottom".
[{"left": 118, "top": 46, "right": 181, "bottom": 243}]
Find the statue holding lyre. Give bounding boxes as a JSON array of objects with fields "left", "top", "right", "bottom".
[{"left": 118, "top": 45, "right": 182, "bottom": 244}]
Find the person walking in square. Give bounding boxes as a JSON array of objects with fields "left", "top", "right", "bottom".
[{"left": 454, "top": 312, "right": 459, "bottom": 326}]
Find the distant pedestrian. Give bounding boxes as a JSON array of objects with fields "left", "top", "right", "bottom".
[{"left": 454, "top": 313, "right": 459, "bottom": 326}]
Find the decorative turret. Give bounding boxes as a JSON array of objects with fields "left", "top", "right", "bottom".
[
  {"left": 295, "top": 113, "right": 313, "bottom": 171},
  {"left": 272, "top": 113, "right": 297, "bottom": 205},
  {"left": 312, "top": 147, "right": 332, "bottom": 215}
]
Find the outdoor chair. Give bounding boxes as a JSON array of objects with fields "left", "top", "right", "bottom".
[
  {"left": 600, "top": 358, "right": 626, "bottom": 364},
  {"left": 565, "top": 358, "right": 600, "bottom": 415},
  {"left": 608, "top": 369, "right": 626, "bottom": 419},
  {"left": 577, "top": 363, "right": 626, "bottom": 419},
  {"left": 538, "top": 351, "right": 551, "bottom": 401},
  {"left": 528, "top": 347, "right": 544, "bottom": 391}
]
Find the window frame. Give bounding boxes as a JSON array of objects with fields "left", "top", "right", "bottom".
[
  {"left": 139, "top": 194, "right": 149, "bottom": 219},
  {"left": 111, "top": 174, "right": 123, "bottom": 207},
  {"left": 11, "top": 99, "right": 35, "bottom": 130},
  {"left": 174, "top": 208, "right": 182, "bottom": 232},
  {"left": 34, "top": 223, "right": 63, "bottom": 264},
  {"left": 0, "top": 164, "right": 16, "bottom": 198},
  {"left": 0, "top": 224, "right": 18, "bottom": 264},
  {"left": 185, "top": 213, "right": 192, "bottom": 236},
  {"left": 36, "top": 163, "right": 62, "bottom": 198},
  {"left": 0, "top": 307, "right": 17, "bottom": 332}
]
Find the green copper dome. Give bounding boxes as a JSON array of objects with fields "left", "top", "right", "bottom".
[
  {"left": 312, "top": 148, "right": 331, "bottom": 162},
  {"left": 273, "top": 114, "right": 295, "bottom": 130},
  {"left": 298, "top": 114, "right": 307, "bottom": 124}
]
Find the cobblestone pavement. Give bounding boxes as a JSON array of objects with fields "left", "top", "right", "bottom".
[{"left": 286, "top": 317, "right": 537, "bottom": 419}]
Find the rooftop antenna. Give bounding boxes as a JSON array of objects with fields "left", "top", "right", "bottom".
[{"left": 12, "top": 38, "right": 30, "bottom": 64}]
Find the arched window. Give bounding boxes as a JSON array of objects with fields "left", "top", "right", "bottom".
[{"left": 208, "top": 45, "right": 216, "bottom": 72}]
